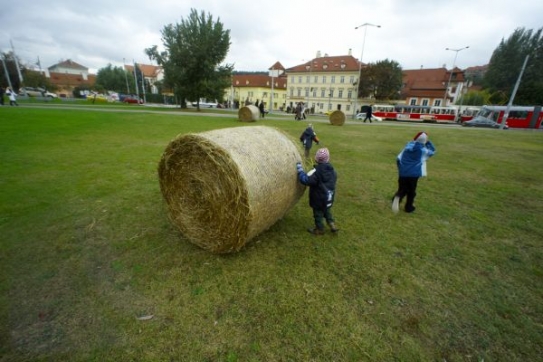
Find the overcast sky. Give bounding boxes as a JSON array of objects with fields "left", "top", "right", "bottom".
[{"left": 1, "top": 0, "right": 541, "bottom": 74}]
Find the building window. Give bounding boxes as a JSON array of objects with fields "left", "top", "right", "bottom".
[
  {"left": 314, "top": 75, "right": 318, "bottom": 83},
  {"left": 421, "top": 99, "right": 429, "bottom": 106},
  {"left": 312, "top": 89, "right": 317, "bottom": 97},
  {"left": 331, "top": 76, "right": 336, "bottom": 83},
  {"left": 305, "top": 88, "right": 309, "bottom": 97},
  {"left": 297, "top": 88, "right": 302, "bottom": 97},
  {"left": 409, "top": 98, "right": 417, "bottom": 106},
  {"left": 306, "top": 75, "right": 310, "bottom": 83},
  {"left": 298, "top": 76, "right": 302, "bottom": 83},
  {"left": 290, "top": 88, "right": 294, "bottom": 96},
  {"left": 338, "top": 89, "right": 344, "bottom": 98},
  {"left": 291, "top": 76, "right": 295, "bottom": 84},
  {"left": 321, "top": 89, "right": 325, "bottom": 97},
  {"left": 433, "top": 99, "right": 442, "bottom": 106},
  {"left": 349, "top": 76, "right": 355, "bottom": 84},
  {"left": 347, "top": 90, "right": 353, "bottom": 99},
  {"left": 322, "top": 76, "right": 327, "bottom": 83},
  {"left": 340, "top": 76, "right": 345, "bottom": 83}
]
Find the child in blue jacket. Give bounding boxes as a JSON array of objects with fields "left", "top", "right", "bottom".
[
  {"left": 299, "top": 124, "right": 319, "bottom": 159},
  {"left": 392, "top": 132, "right": 436, "bottom": 213},
  {"left": 296, "top": 148, "right": 338, "bottom": 235}
]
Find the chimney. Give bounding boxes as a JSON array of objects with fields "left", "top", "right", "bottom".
[
  {"left": 316, "top": 50, "right": 321, "bottom": 58},
  {"left": 348, "top": 48, "right": 352, "bottom": 56}
]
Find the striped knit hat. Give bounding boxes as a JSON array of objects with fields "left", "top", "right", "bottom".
[
  {"left": 315, "top": 148, "right": 330, "bottom": 163},
  {"left": 414, "top": 132, "right": 428, "bottom": 144}
]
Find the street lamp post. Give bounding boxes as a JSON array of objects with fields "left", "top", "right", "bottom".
[
  {"left": 123, "top": 58, "right": 130, "bottom": 94},
  {"left": 353, "top": 22, "right": 381, "bottom": 119},
  {"left": 443, "top": 46, "right": 469, "bottom": 108}
]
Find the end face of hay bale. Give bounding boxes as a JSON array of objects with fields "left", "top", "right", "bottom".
[
  {"left": 329, "top": 110, "right": 346, "bottom": 126},
  {"left": 238, "top": 105, "right": 260, "bottom": 122},
  {"left": 158, "top": 126, "right": 305, "bottom": 253}
]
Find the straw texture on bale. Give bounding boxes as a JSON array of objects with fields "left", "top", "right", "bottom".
[
  {"left": 158, "top": 126, "right": 306, "bottom": 253},
  {"left": 238, "top": 105, "right": 260, "bottom": 122},
  {"left": 329, "top": 110, "right": 346, "bottom": 126}
]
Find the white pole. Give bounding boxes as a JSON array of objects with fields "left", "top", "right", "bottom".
[
  {"left": 133, "top": 60, "right": 140, "bottom": 100},
  {"left": 10, "top": 40, "right": 24, "bottom": 85},
  {"left": 500, "top": 54, "right": 529, "bottom": 130},
  {"left": 1, "top": 56, "right": 14, "bottom": 90},
  {"left": 123, "top": 58, "right": 130, "bottom": 94},
  {"left": 353, "top": 23, "right": 380, "bottom": 119},
  {"left": 443, "top": 46, "right": 469, "bottom": 107},
  {"left": 270, "top": 68, "right": 274, "bottom": 114}
]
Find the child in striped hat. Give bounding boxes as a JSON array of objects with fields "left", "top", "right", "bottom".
[{"left": 392, "top": 132, "right": 436, "bottom": 213}]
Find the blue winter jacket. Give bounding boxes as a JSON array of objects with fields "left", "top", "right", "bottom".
[
  {"left": 397, "top": 140, "right": 436, "bottom": 177},
  {"left": 300, "top": 127, "right": 318, "bottom": 150}
]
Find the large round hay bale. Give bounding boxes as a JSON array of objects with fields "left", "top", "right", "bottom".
[
  {"left": 329, "top": 110, "right": 346, "bottom": 126},
  {"left": 158, "top": 126, "right": 305, "bottom": 253},
  {"left": 238, "top": 105, "right": 260, "bottom": 122}
]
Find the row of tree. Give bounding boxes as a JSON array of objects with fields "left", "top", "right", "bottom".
[{"left": 1, "top": 11, "right": 541, "bottom": 107}]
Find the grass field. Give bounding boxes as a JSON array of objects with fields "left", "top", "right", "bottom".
[{"left": 1, "top": 106, "right": 542, "bottom": 361}]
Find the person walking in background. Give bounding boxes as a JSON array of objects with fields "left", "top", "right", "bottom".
[
  {"left": 296, "top": 148, "right": 338, "bottom": 235},
  {"left": 259, "top": 100, "right": 266, "bottom": 118},
  {"left": 363, "top": 104, "right": 373, "bottom": 123},
  {"left": 392, "top": 131, "right": 436, "bottom": 213},
  {"left": 299, "top": 123, "right": 319, "bottom": 159},
  {"left": 294, "top": 102, "right": 302, "bottom": 120},
  {"left": 7, "top": 88, "right": 18, "bottom": 106}
]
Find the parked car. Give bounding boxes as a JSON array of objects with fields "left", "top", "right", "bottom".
[
  {"left": 18, "top": 87, "right": 44, "bottom": 97},
  {"left": 355, "top": 113, "right": 383, "bottom": 122},
  {"left": 192, "top": 101, "right": 218, "bottom": 108},
  {"left": 37, "top": 87, "right": 58, "bottom": 98},
  {"left": 123, "top": 95, "right": 143, "bottom": 104},
  {"left": 18, "top": 87, "right": 57, "bottom": 98},
  {"left": 462, "top": 117, "right": 508, "bottom": 129}
]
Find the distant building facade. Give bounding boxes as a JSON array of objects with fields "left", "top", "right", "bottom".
[
  {"left": 285, "top": 50, "right": 362, "bottom": 116},
  {"left": 44, "top": 59, "right": 96, "bottom": 97},
  {"left": 227, "top": 62, "right": 288, "bottom": 111},
  {"left": 400, "top": 67, "right": 468, "bottom": 107}
]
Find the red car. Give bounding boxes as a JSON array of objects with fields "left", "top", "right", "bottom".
[{"left": 123, "top": 95, "right": 143, "bottom": 104}]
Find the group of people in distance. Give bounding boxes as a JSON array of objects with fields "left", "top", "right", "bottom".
[{"left": 296, "top": 123, "right": 436, "bottom": 235}]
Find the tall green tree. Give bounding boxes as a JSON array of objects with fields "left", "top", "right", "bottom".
[
  {"left": 359, "top": 59, "right": 403, "bottom": 101},
  {"left": 458, "top": 89, "right": 492, "bottom": 106},
  {"left": 145, "top": 8, "right": 233, "bottom": 109},
  {"left": 22, "top": 69, "right": 55, "bottom": 91},
  {"left": 95, "top": 64, "right": 135, "bottom": 94},
  {"left": 483, "top": 27, "right": 543, "bottom": 105}
]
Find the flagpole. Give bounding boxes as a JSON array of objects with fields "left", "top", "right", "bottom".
[
  {"left": 1, "top": 56, "right": 14, "bottom": 90},
  {"left": 133, "top": 60, "right": 140, "bottom": 100},
  {"left": 10, "top": 40, "right": 24, "bottom": 85}
]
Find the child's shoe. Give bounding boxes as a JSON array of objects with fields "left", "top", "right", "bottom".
[
  {"left": 327, "top": 222, "right": 339, "bottom": 233},
  {"left": 307, "top": 227, "right": 325, "bottom": 235},
  {"left": 392, "top": 196, "right": 400, "bottom": 213}
]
